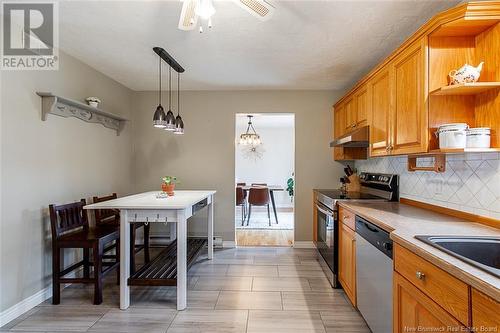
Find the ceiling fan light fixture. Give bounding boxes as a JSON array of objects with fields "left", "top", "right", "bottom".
[{"left": 195, "top": 0, "right": 215, "bottom": 20}]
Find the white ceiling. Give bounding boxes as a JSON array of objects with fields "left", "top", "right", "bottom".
[{"left": 58, "top": 0, "right": 461, "bottom": 91}]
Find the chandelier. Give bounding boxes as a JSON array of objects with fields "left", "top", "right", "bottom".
[{"left": 239, "top": 115, "right": 261, "bottom": 146}]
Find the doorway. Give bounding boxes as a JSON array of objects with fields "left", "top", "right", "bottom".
[{"left": 234, "top": 113, "right": 295, "bottom": 246}]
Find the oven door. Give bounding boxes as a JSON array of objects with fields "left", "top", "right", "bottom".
[{"left": 316, "top": 202, "right": 336, "bottom": 272}]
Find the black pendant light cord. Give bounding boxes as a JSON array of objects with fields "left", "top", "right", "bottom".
[
  {"left": 158, "top": 57, "right": 162, "bottom": 105},
  {"left": 168, "top": 66, "right": 172, "bottom": 111},
  {"left": 177, "top": 72, "right": 180, "bottom": 116}
]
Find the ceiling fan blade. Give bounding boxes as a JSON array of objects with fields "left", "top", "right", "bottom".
[
  {"left": 231, "top": 0, "right": 275, "bottom": 21},
  {"left": 178, "top": 0, "right": 198, "bottom": 31}
]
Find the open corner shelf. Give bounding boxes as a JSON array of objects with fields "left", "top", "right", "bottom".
[
  {"left": 36, "top": 92, "right": 128, "bottom": 136},
  {"left": 430, "top": 82, "right": 500, "bottom": 96}
]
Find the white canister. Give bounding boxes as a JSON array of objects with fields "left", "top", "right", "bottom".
[
  {"left": 466, "top": 128, "right": 491, "bottom": 148},
  {"left": 436, "top": 123, "right": 468, "bottom": 149}
]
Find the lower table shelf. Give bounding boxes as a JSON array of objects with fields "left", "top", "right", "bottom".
[{"left": 128, "top": 238, "right": 207, "bottom": 286}]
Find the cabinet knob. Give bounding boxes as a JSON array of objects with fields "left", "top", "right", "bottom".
[
  {"left": 416, "top": 271, "right": 425, "bottom": 280},
  {"left": 352, "top": 124, "right": 356, "bottom": 128}
]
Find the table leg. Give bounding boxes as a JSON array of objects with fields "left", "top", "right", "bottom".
[
  {"left": 208, "top": 196, "right": 214, "bottom": 260},
  {"left": 119, "top": 210, "right": 130, "bottom": 310},
  {"left": 169, "top": 222, "right": 177, "bottom": 241},
  {"left": 270, "top": 190, "right": 279, "bottom": 224},
  {"left": 176, "top": 210, "right": 187, "bottom": 310}
]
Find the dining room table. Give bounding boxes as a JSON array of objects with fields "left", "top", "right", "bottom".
[
  {"left": 84, "top": 190, "right": 215, "bottom": 311},
  {"left": 240, "top": 185, "right": 284, "bottom": 224}
]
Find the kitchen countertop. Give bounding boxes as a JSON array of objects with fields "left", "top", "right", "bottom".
[{"left": 337, "top": 201, "right": 500, "bottom": 301}]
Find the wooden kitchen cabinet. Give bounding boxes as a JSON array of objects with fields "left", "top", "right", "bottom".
[
  {"left": 394, "top": 244, "right": 470, "bottom": 325},
  {"left": 344, "top": 96, "right": 357, "bottom": 132},
  {"left": 471, "top": 288, "right": 500, "bottom": 329},
  {"left": 393, "top": 272, "right": 465, "bottom": 333},
  {"left": 368, "top": 66, "right": 391, "bottom": 157},
  {"left": 333, "top": 104, "right": 346, "bottom": 160},
  {"left": 354, "top": 84, "right": 368, "bottom": 127},
  {"left": 391, "top": 38, "right": 428, "bottom": 155},
  {"left": 338, "top": 207, "right": 356, "bottom": 306}
]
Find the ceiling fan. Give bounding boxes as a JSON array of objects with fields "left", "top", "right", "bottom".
[{"left": 178, "top": 0, "right": 275, "bottom": 33}]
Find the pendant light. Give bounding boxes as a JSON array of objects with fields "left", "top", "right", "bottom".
[
  {"left": 239, "top": 115, "right": 261, "bottom": 146},
  {"left": 164, "top": 66, "right": 176, "bottom": 131},
  {"left": 152, "top": 57, "right": 166, "bottom": 128},
  {"left": 174, "top": 72, "right": 184, "bottom": 135}
]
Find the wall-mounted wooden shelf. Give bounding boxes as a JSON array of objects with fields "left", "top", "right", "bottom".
[
  {"left": 429, "top": 148, "right": 500, "bottom": 154},
  {"left": 36, "top": 92, "right": 128, "bottom": 135},
  {"left": 430, "top": 82, "right": 500, "bottom": 96},
  {"left": 408, "top": 154, "right": 446, "bottom": 173}
]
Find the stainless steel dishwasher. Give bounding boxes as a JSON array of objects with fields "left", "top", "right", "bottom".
[{"left": 355, "top": 215, "right": 393, "bottom": 333}]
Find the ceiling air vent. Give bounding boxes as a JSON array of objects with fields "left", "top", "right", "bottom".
[{"left": 234, "top": 0, "right": 275, "bottom": 20}]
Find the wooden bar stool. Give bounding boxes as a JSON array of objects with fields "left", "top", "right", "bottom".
[
  {"left": 49, "top": 199, "right": 119, "bottom": 305},
  {"left": 93, "top": 193, "right": 151, "bottom": 274}
]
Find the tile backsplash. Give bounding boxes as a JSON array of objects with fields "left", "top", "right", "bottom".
[{"left": 355, "top": 152, "right": 500, "bottom": 220}]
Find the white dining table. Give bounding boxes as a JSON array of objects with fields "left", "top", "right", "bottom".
[{"left": 84, "top": 190, "right": 216, "bottom": 310}]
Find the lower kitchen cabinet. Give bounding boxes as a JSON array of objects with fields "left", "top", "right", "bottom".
[
  {"left": 472, "top": 288, "right": 500, "bottom": 330},
  {"left": 338, "top": 208, "right": 356, "bottom": 306},
  {"left": 393, "top": 272, "right": 465, "bottom": 333}
]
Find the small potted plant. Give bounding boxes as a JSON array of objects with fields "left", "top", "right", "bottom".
[
  {"left": 85, "top": 97, "right": 101, "bottom": 108},
  {"left": 161, "top": 176, "right": 178, "bottom": 196}
]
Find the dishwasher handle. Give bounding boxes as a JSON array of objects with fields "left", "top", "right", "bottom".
[{"left": 356, "top": 215, "right": 393, "bottom": 259}]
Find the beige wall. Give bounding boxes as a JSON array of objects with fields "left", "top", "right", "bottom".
[
  {"left": 131, "top": 90, "right": 344, "bottom": 242},
  {"left": 0, "top": 52, "right": 134, "bottom": 312}
]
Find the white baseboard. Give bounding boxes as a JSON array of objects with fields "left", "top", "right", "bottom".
[
  {"left": 222, "top": 241, "right": 236, "bottom": 248},
  {"left": 0, "top": 284, "right": 52, "bottom": 327},
  {"left": 0, "top": 267, "right": 82, "bottom": 327},
  {"left": 293, "top": 241, "right": 316, "bottom": 249}
]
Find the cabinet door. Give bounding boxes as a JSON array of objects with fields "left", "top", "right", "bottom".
[
  {"left": 391, "top": 38, "right": 428, "bottom": 155},
  {"left": 393, "top": 272, "right": 464, "bottom": 333},
  {"left": 338, "top": 222, "right": 356, "bottom": 306},
  {"left": 333, "top": 104, "right": 345, "bottom": 160},
  {"left": 344, "top": 96, "right": 357, "bottom": 132},
  {"left": 368, "top": 66, "right": 391, "bottom": 157},
  {"left": 355, "top": 85, "right": 369, "bottom": 127},
  {"left": 334, "top": 104, "right": 345, "bottom": 138},
  {"left": 472, "top": 288, "right": 500, "bottom": 329}
]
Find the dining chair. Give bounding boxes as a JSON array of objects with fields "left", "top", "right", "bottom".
[
  {"left": 49, "top": 199, "right": 119, "bottom": 305},
  {"left": 246, "top": 187, "right": 271, "bottom": 226},
  {"left": 236, "top": 186, "right": 247, "bottom": 226},
  {"left": 93, "top": 193, "right": 151, "bottom": 274}
]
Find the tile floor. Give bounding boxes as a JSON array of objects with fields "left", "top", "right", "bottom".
[{"left": 1, "top": 247, "right": 370, "bottom": 333}]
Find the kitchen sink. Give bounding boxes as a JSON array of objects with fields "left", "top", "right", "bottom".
[{"left": 415, "top": 236, "right": 500, "bottom": 278}]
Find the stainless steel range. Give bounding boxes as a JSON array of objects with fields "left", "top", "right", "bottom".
[{"left": 314, "top": 172, "right": 399, "bottom": 287}]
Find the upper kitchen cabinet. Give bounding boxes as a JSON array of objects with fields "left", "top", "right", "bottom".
[
  {"left": 368, "top": 66, "right": 391, "bottom": 157},
  {"left": 391, "top": 38, "right": 428, "bottom": 155},
  {"left": 344, "top": 96, "right": 357, "bottom": 132},
  {"left": 354, "top": 84, "right": 369, "bottom": 128},
  {"left": 331, "top": 2, "right": 500, "bottom": 159}
]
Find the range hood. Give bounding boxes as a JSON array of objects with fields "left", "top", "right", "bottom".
[{"left": 330, "top": 125, "right": 369, "bottom": 148}]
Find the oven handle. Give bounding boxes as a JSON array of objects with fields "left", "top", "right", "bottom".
[{"left": 316, "top": 203, "right": 334, "bottom": 218}]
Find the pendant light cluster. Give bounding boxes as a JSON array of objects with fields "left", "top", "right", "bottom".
[
  {"left": 239, "top": 115, "right": 262, "bottom": 146},
  {"left": 152, "top": 47, "right": 185, "bottom": 134}
]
